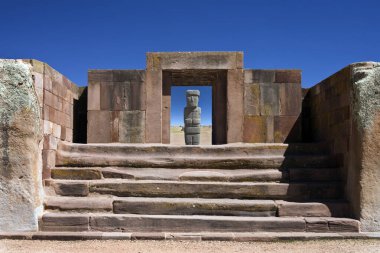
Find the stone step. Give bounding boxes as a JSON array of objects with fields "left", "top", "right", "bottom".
[
  {"left": 51, "top": 167, "right": 287, "bottom": 182},
  {"left": 288, "top": 168, "right": 340, "bottom": 182},
  {"left": 46, "top": 179, "right": 343, "bottom": 200},
  {"left": 44, "top": 196, "right": 349, "bottom": 217},
  {"left": 45, "top": 197, "right": 277, "bottom": 217},
  {"left": 39, "top": 213, "right": 360, "bottom": 233},
  {"left": 50, "top": 167, "right": 340, "bottom": 182},
  {"left": 56, "top": 142, "right": 336, "bottom": 169},
  {"left": 56, "top": 153, "right": 339, "bottom": 170}
]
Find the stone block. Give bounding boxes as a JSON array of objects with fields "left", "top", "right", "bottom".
[
  {"left": 29, "top": 59, "right": 45, "bottom": 74},
  {"left": 33, "top": 72, "right": 44, "bottom": 90},
  {"left": 227, "top": 69, "right": 244, "bottom": 143},
  {"left": 88, "top": 70, "right": 113, "bottom": 82},
  {"left": 43, "top": 105, "right": 50, "bottom": 121},
  {"left": 147, "top": 52, "right": 243, "bottom": 70},
  {"left": 145, "top": 70, "right": 162, "bottom": 143},
  {"left": 118, "top": 111, "right": 145, "bottom": 143},
  {"left": 43, "top": 90, "right": 54, "bottom": 108},
  {"left": 42, "top": 150, "right": 56, "bottom": 179},
  {"left": 327, "top": 218, "right": 360, "bottom": 232},
  {"left": 87, "top": 110, "right": 112, "bottom": 143},
  {"left": 275, "top": 70, "right": 301, "bottom": 83},
  {"left": 43, "top": 120, "right": 53, "bottom": 135},
  {"left": 43, "top": 75, "right": 52, "bottom": 92},
  {"left": 53, "top": 182, "right": 89, "bottom": 197},
  {"left": 252, "top": 70, "right": 276, "bottom": 83},
  {"left": 244, "top": 83, "right": 260, "bottom": 115},
  {"left": 274, "top": 116, "right": 301, "bottom": 143},
  {"left": 52, "top": 123, "right": 61, "bottom": 139},
  {"left": 305, "top": 218, "right": 329, "bottom": 232},
  {"left": 276, "top": 201, "right": 332, "bottom": 217},
  {"left": 88, "top": 82, "right": 100, "bottom": 110},
  {"left": 112, "top": 70, "right": 145, "bottom": 82},
  {"left": 65, "top": 128, "right": 73, "bottom": 142},
  {"left": 279, "top": 83, "right": 302, "bottom": 116},
  {"left": 260, "top": 83, "right": 280, "bottom": 115},
  {"left": 244, "top": 116, "right": 273, "bottom": 143},
  {"left": 41, "top": 214, "right": 89, "bottom": 232},
  {"left": 51, "top": 169, "right": 102, "bottom": 180},
  {"left": 0, "top": 59, "right": 43, "bottom": 232},
  {"left": 44, "top": 196, "right": 112, "bottom": 212},
  {"left": 43, "top": 134, "right": 58, "bottom": 150},
  {"left": 100, "top": 81, "right": 144, "bottom": 111}
]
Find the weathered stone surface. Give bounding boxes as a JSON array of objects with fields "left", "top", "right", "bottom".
[
  {"left": 147, "top": 52, "right": 243, "bottom": 70},
  {"left": 350, "top": 62, "right": 380, "bottom": 232},
  {"left": 145, "top": 69, "right": 162, "bottom": 143},
  {"left": 305, "top": 218, "right": 329, "bottom": 232},
  {"left": 260, "top": 83, "right": 280, "bottom": 116},
  {"left": 0, "top": 60, "right": 43, "bottom": 232},
  {"left": 113, "top": 197, "right": 276, "bottom": 216},
  {"left": 279, "top": 83, "right": 301, "bottom": 116},
  {"left": 44, "top": 196, "right": 113, "bottom": 212},
  {"left": 273, "top": 116, "right": 301, "bottom": 143},
  {"left": 51, "top": 168, "right": 102, "bottom": 180},
  {"left": 244, "top": 70, "right": 276, "bottom": 84},
  {"left": 84, "top": 180, "right": 341, "bottom": 200},
  {"left": 276, "top": 201, "right": 332, "bottom": 217},
  {"left": 244, "top": 83, "right": 260, "bottom": 116},
  {"left": 327, "top": 217, "right": 360, "bottom": 232},
  {"left": 87, "top": 111, "right": 112, "bottom": 143},
  {"left": 89, "top": 215, "right": 305, "bottom": 233},
  {"left": 53, "top": 182, "right": 89, "bottom": 197},
  {"left": 227, "top": 69, "right": 244, "bottom": 143},
  {"left": 41, "top": 213, "right": 89, "bottom": 232},
  {"left": 101, "top": 167, "right": 135, "bottom": 179},
  {"left": 274, "top": 70, "right": 301, "bottom": 84},
  {"left": 118, "top": 111, "right": 145, "bottom": 143},
  {"left": 179, "top": 171, "right": 228, "bottom": 181}
]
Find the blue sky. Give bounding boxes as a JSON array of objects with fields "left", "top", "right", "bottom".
[{"left": 0, "top": 0, "right": 378, "bottom": 125}]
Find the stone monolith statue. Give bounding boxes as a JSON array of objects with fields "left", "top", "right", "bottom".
[{"left": 184, "top": 90, "right": 201, "bottom": 145}]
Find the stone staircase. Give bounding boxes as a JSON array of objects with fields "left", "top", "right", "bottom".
[{"left": 41, "top": 141, "right": 360, "bottom": 233}]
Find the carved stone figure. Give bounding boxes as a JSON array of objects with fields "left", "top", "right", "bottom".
[{"left": 184, "top": 90, "right": 201, "bottom": 145}]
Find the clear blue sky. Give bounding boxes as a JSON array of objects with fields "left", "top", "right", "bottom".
[{"left": 1, "top": 0, "right": 378, "bottom": 125}]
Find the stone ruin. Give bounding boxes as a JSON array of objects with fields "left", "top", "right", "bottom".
[
  {"left": 0, "top": 52, "right": 380, "bottom": 238},
  {"left": 184, "top": 90, "right": 201, "bottom": 145}
]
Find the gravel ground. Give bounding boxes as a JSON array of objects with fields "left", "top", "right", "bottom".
[{"left": 1, "top": 239, "right": 380, "bottom": 253}]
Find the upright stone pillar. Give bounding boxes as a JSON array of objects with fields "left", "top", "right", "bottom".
[
  {"left": 0, "top": 60, "right": 43, "bottom": 232},
  {"left": 184, "top": 90, "right": 201, "bottom": 145}
]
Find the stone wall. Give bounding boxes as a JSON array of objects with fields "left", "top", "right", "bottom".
[
  {"left": 0, "top": 60, "right": 42, "bottom": 231},
  {"left": 24, "top": 60, "right": 81, "bottom": 179},
  {"left": 243, "top": 69, "right": 302, "bottom": 143},
  {"left": 304, "top": 62, "right": 380, "bottom": 231},
  {"left": 87, "top": 70, "right": 146, "bottom": 143}
]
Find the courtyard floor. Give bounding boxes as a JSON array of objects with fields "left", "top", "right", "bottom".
[{"left": 1, "top": 239, "right": 380, "bottom": 253}]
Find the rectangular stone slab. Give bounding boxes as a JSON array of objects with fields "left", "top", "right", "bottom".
[
  {"left": 89, "top": 215, "right": 306, "bottom": 233},
  {"left": 113, "top": 197, "right": 276, "bottom": 216}
]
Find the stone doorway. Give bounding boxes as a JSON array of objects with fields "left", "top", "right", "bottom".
[{"left": 162, "top": 70, "right": 227, "bottom": 145}]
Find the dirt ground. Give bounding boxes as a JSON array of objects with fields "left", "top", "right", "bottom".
[
  {"left": 1, "top": 239, "right": 380, "bottom": 253},
  {"left": 170, "top": 126, "right": 212, "bottom": 145}
]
